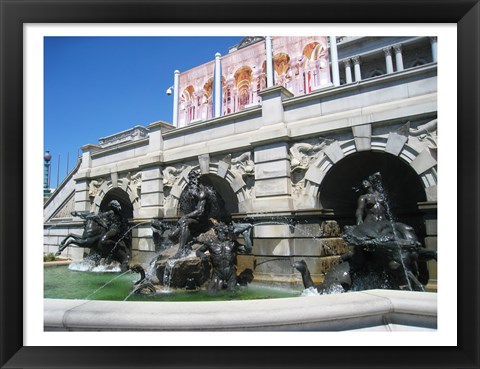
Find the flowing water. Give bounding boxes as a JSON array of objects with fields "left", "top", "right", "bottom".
[
  {"left": 162, "top": 258, "right": 178, "bottom": 289},
  {"left": 374, "top": 176, "right": 415, "bottom": 291}
]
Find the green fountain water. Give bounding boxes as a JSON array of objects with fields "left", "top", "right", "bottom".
[{"left": 44, "top": 265, "right": 302, "bottom": 302}]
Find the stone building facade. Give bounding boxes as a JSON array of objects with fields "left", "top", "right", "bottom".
[{"left": 44, "top": 36, "right": 438, "bottom": 288}]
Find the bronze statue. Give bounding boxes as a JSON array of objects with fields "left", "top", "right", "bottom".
[
  {"left": 169, "top": 170, "right": 215, "bottom": 257},
  {"left": 151, "top": 219, "right": 174, "bottom": 252},
  {"left": 130, "top": 264, "right": 156, "bottom": 295},
  {"left": 293, "top": 259, "right": 351, "bottom": 294},
  {"left": 56, "top": 200, "right": 130, "bottom": 271},
  {"left": 195, "top": 221, "right": 253, "bottom": 291},
  {"left": 294, "top": 172, "right": 437, "bottom": 292},
  {"left": 354, "top": 172, "right": 388, "bottom": 225},
  {"left": 343, "top": 173, "right": 436, "bottom": 290}
]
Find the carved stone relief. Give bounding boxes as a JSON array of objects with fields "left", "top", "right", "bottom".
[
  {"left": 290, "top": 139, "right": 331, "bottom": 172},
  {"left": 231, "top": 151, "right": 255, "bottom": 178},
  {"left": 409, "top": 118, "right": 437, "bottom": 149},
  {"left": 163, "top": 165, "right": 186, "bottom": 188},
  {"left": 163, "top": 162, "right": 195, "bottom": 210},
  {"left": 289, "top": 138, "right": 333, "bottom": 194},
  {"left": 230, "top": 151, "right": 255, "bottom": 197},
  {"left": 88, "top": 178, "right": 105, "bottom": 198},
  {"left": 125, "top": 171, "right": 142, "bottom": 200}
]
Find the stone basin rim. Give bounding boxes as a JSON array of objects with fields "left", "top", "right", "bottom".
[{"left": 44, "top": 289, "right": 437, "bottom": 332}]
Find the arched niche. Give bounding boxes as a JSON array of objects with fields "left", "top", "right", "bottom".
[
  {"left": 177, "top": 172, "right": 239, "bottom": 222},
  {"left": 99, "top": 187, "right": 134, "bottom": 221},
  {"left": 319, "top": 151, "right": 427, "bottom": 223}
]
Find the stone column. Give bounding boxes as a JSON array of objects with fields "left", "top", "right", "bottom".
[
  {"left": 430, "top": 36, "right": 438, "bottom": 63},
  {"left": 344, "top": 59, "right": 353, "bottom": 84},
  {"left": 352, "top": 56, "right": 362, "bottom": 82},
  {"left": 383, "top": 47, "right": 394, "bottom": 74},
  {"left": 214, "top": 52, "right": 222, "bottom": 118},
  {"left": 329, "top": 36, "right": 340, "bottom": 86},
  {"left": 393, "top": 44, "right": 404, "bottom": 71},
  {"left": 265, "top": 36, "right": 274, "bottom": 88},
  {"left": 173, "top": 70, "right": 180, "bottom": 127}
]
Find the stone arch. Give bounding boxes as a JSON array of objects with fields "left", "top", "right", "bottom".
[
  {"left": 91, "top": 177, "right": 139, "bottom": 219},
  {"left": 297, "top": 134, "right": 437, "bottom": 210},
  {"left": 168, "top": 163, "right": 253, "bottom": 217},
  {"left": 99, "top": 187, "right": 134, "bottom": 221},
  {"left": 318, "top": 151, "right": 427, "bottom": 220},
  {"left": 93, "top": 186, "right": 134, "bottom": 257}
]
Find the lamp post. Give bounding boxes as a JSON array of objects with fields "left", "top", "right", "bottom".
[{"left": 44, "top": 151, "right": 52, "bottom": 198}]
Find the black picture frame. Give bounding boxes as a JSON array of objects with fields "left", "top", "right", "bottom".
[{"left": 1, "top": 0, "right": 478, "bottom": 368}]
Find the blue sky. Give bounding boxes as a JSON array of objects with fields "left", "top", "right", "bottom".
[{"left": 44, "top": 36, "right": 243, "bottom": 187}]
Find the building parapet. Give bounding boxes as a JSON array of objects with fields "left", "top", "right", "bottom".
[
  {"left": 90, "top": 137, "right": 150, "bottom": 159},
  {"left": 98, "top": 125, "right": 149, "bottom": 148},
  {"left": 163, "top": 104, "right": 262, "bottom": 139}
]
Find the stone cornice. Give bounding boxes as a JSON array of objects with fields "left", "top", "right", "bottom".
[
  {"left": 98, "top": 125, "right": 149, "bottom": 148},
  {"left": 257, "top": 84, "right": 294, "bottom": 100},
  {"left": 90, "top": 137, "right": 149, "bottom": 159},
  {"left": 163, "top": 105, "right": 262, "bottom": 138},
  {"left": 147, "top": 120, "right": 175, "bottom": 132}
]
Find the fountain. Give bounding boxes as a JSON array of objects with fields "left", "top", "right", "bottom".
[
  {"left": 53, "top": 169, "right": 436, "bottom": 299},
  {"left": 293, "top": 172, "right": 437, "bottom": 293},
  {"left": 44, "top": 168, "right": 438, "bottom": 332},
  {"left": 132, "top": 170, "right": 255, "bottom": 292}
]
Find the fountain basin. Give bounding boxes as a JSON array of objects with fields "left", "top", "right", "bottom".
[{"left": 44, "top": 289, "right": 436, "bottom": 331}]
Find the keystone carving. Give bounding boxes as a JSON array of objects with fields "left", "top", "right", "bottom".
[
  {"left": 126, "top": 171, "right": 142, "bottom": 199},
  {"left": 163, "top": 166, "right": 186, "bottom": 187},
  {"left": 409, "top": 119, "right": 437, "bottom": 149},
  {"left": 88, "top": 178, "right": 105, "bottom": 198},
  {"left": 290, "top": 138, "right": 332, "bottom": 172},
  {"left": 231, "top": 152, "right": 255, "bottom": 177}
]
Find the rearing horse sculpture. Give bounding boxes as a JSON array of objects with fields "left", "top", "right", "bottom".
[{"left": 56, "top": 200, "right": 130, "bottom": 271}]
